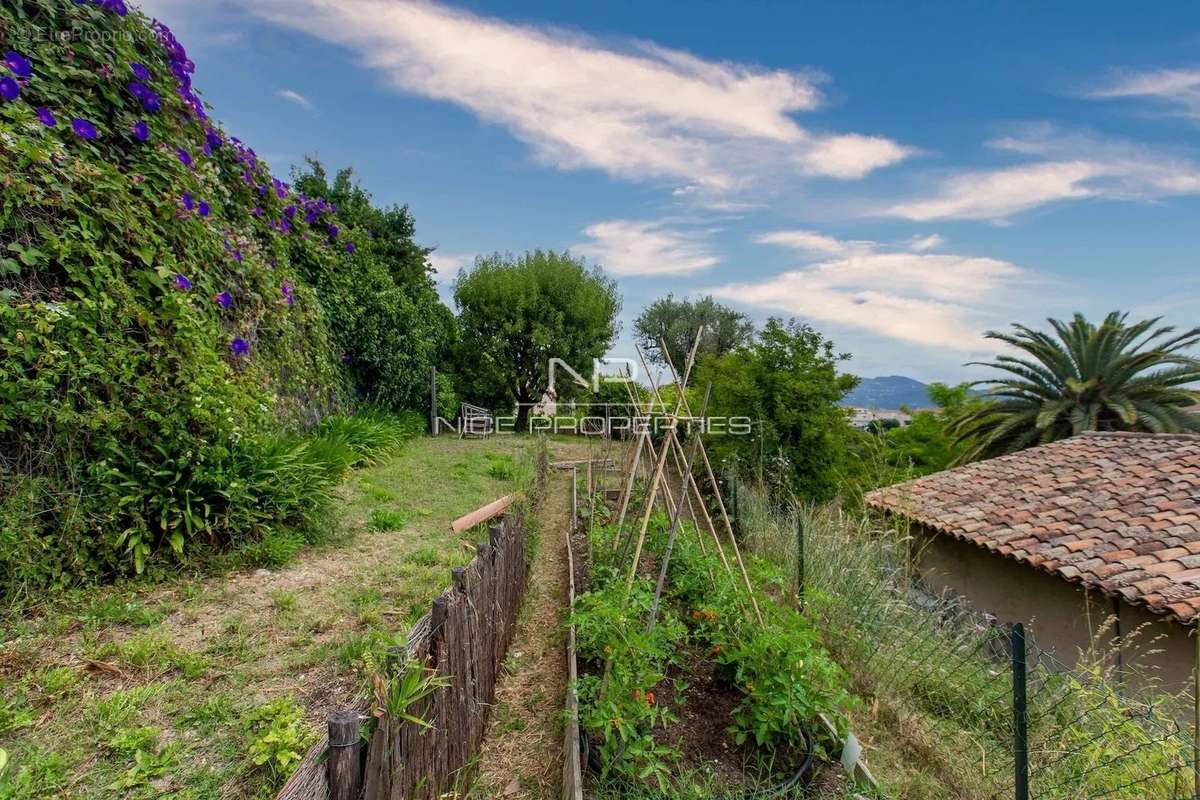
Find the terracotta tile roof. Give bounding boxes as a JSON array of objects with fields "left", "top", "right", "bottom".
[{"left": 866, "top": 432, "right": 1200, "bottom": 624}]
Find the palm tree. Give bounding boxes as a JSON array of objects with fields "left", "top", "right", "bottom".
[{"left": 949, "top": 312, "right": 1200, "bottom": 463}]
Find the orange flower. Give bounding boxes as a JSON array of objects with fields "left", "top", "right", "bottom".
[
  {"left": 710, "top": 645, "right": 721, "bottom": 656},
  {"left": 645, "top": 691, "right": 656, "bottom": 706}
]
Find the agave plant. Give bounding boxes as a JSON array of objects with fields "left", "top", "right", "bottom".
[{"left": 950, "top": 312, "right": 1200, "bottom": 463}]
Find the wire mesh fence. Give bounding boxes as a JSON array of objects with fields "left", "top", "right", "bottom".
[{"left": 732, "top": 483, "right": 1197, "bottom": 800}]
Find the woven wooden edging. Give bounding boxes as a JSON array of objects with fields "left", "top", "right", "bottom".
[{"left": 277, "top": 450, "right": 548, "bottom": 800}]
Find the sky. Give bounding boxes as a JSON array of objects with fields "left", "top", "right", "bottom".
[{"left": 135, "top": 0, "right": 1200, "bottom": 382}]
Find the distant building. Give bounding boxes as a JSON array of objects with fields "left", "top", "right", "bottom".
[
  {"left": 847, "top": 407, "right": 914, "bottom": 429},
  {"left": 868, "top": 432, "right": 1200, "bottom": 693}
]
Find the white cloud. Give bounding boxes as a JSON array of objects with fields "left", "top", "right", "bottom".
[
  {"left": 716, "top": 232, "right": 1031, "bottom": 350},
  {"left": 239, "top": 0, "right": 911, "bottom": 191},
  {"left": 1091, "top": 68, "right": 1200, "bottom": 121},
  {"left": 277, "top": 88, "right": 314, "bottom": 110},
  {"left": 574, "top": 220, "right": 719, "bottom": 276},
  {"left": 884, "top": 127, "right": 1200, "bottom": 221},
  {"left": 428, "top": 251, "right": 474, "bottom": 282},
  {"left": 755, "top": 229, "right": 943, "bottom": 255},
  {"left": 905, "top": 233, "right": 944, "bottom": 252},
  {"left": 754, "top": 230, "right": 870, "bottom": 257}
]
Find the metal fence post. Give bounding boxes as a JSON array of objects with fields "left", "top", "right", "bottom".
[
  {"left": 1012, "top": 622, "right": 1029, "bottom": 800},
  {"left": 796, "top": 513, "right": 805, "bottom": 612}
]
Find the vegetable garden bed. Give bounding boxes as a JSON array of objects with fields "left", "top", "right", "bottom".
[{"left": 569, "top": 486, "right": 860, "bottom": 799}]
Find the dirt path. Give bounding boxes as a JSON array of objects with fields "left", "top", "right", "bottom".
[{"left": 472, "top": 442, "right": 591, "bottom": 799}]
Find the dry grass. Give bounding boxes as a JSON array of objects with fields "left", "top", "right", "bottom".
[
  {"left": 470, "top": 441, "right": 594, "bottom": 799},
  {"left": 0, "top": 435, "right": 539, "bottom": 800}
]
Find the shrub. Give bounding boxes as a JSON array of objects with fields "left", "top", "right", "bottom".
[{"left": 0, "top": 1, "right": 446, "bottom": 599}]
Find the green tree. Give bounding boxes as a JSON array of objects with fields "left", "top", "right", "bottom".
[
  {"left": 291, "top": 160, "right": 456, "bottom": 410},
  {"left": 884, "top": 382, "right": 982, "bottom": 474},
  {"left": 696, "top": 318, "right": 858, "bottom": 502},
  {"left": 950, "top": 312, "right": 1200, "bottom": 462},
  {"left": 453, "top": 251, "right": 621, "bottom": 431},
  {"left": 634, "top": 294, "right": 754, "bottom": 369}
]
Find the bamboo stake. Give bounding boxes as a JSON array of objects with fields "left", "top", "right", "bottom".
[
  {"left": 647, "top": 383, "right": 712, "bottom": 633},
  {"left": 659, "top": 344, "right": 763, "bottom": 624},
  {"left": 622, "top": 329, "right": 702, "bottom": 595},
  {"left": 637, "top": 344, "right": 734, "bottom": 577}
]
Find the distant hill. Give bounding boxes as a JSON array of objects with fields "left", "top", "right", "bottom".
[{"left": 842, "top": 375, "right": 933, "bottom": 409}]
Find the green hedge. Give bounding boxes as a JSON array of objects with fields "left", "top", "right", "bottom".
[{"left": 0, "top": 1, "right": 448, "bottom": 599}]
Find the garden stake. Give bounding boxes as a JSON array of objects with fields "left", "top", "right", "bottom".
[
  {"left": 646, "top": 382, "right": 712, "bottom": 634},
  {"left": 636, "top": 344, "right": 734, "bottom": 578},
  {"left": 659, "top": 343, "right": 763, "bottom": 624},
  {"left": 621, "top": 328, "right": 701, "bottom": 596}
]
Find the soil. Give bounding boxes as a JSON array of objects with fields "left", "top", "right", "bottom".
[{"left": 653, "top": 641, "right": 754, "bottom": 789}]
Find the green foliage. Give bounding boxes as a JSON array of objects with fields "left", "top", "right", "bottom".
[
  {"left": 574, "top": 513, "right": 849, "bottom": 793},
  {"left": 950, "top": 312, "right": 1200, "bottom": 462},
  {"left": 0, "top": 2, "right": 441, "bottom": 602},
  {"left": 290, "top": 162, "right": 456, "bottom": 411},
  {"left": 695, "top": 318, "right": 859, "bottom": 502},
  {"left": 717, "top": 623, "right": 848, "bottom": 748},
  {"left": 368, "top": 508, "right": 410, "bottom": 532},
  {"left": 242, "top": 697, "right": 314, "bottom": 785},
  {"left": 452, "top": 250, "right": 621, "bottom": 428},
  {"left": 634, "top": 294, "right": 754, "bottom": 369}
]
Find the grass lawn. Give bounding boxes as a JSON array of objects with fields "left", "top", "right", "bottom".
[{"left": 0, "top": 435, "right": 540, "bottom": 800}]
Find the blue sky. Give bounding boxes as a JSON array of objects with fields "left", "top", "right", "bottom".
[{"left": 137, "top": 0, "right": 1200, "bottom": 382}]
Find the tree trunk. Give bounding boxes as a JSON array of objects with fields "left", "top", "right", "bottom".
[{"left": 514, "top": 392, "right": 532, "bottom": 433}]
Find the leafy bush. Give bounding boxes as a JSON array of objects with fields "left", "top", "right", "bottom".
[
  {"left": 243, "top": 697, "right": 314, "bottom": 786},
  {"left": 0, "top": 2, "right": 445, "bottom": 600}
]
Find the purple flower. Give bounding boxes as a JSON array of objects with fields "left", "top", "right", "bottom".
[
  {"left": 36, "top": 107, "right": 57, "bottom": 127},
  {"left": 214, "top": 291, "right": 232, "bottom": 308},
  {"left": 142, "top": 93, "right": 161, "bottom": 113},
  {"left": 132, "top": 120, "right": 149, "bottom": 141},
  {"left": 128, "top": 80, "right": 150, "bottom": 99},
  {"left": 251, "top": 206, "right": 264, "bottom": 218},
  {"left": 71, "top": 118, "right": 98, "bottom": 140},
  {"left": 230, "top": 338, "right": 250, "bottom": 357},
  {"left": 205, "top": 129, "right": 223, "bottom": 152},
  {"left": 283, "top": 205, "right": 296, "bottom": 219},
  {"left": 181, "top": 192, "right": 194, "bottom": 211},
  {"left": 198, "top": 201, "right": 211, "bottom": 218},
  {"left": 130, "top": 62, "right": 150, "bottom": 81},
  {"left": 345, "top": 242, "right": 356, "bottom": 254},
  {"left": 281, "top": 280, "right": 295, "bottom": 307},
  {"left": 172, "top": 274, "right": 192, "bottom": 291},
  {"left": 0, "top": 77, "right": 19, "bottom": 103},
  {"left": 177, "top": 148, "right": 192, "bottom": 168},
  {"left": 327, "top": 224, "right": 339, "bottom": 239},
  {"left": 98, "top": 0, "right": 128, "bottom": 15},
  {"left": 4, "top": 51, "right": 32, "bottom": 79}
]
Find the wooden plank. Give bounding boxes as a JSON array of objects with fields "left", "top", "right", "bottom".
[{"left": 450, "top": 494, "right": 518, "bottom": 534}]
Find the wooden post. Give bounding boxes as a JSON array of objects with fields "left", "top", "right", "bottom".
[
  {"left": 430, "top": 366, "right": 438, "bottom": 436},
  {"left": 327, "top": 711, "right": 362, "bottom": 800}
]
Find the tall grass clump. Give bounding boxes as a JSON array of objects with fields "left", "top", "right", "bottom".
[{"left": 733, "top": 478, "right": 1196, "bottom": 799}]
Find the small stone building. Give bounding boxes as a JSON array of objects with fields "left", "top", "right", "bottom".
[{"left": 867, "top": 432, "right": 1200, "bottom": 692}]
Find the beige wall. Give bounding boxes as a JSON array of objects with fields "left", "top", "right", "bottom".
[{"left": 913, "top": 526, "right": 1196, "bottom": 694}]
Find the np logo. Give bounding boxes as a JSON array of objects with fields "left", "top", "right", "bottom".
[{"left": 547, "top": 357, "right": 639, "bottom": 395}]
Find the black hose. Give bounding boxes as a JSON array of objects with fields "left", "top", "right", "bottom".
[{"left": 581, "top": 724, "right": 817, "bottom": 799}]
